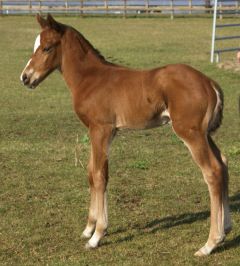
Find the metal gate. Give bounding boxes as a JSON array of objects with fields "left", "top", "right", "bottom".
[{"left": 211, "top": 0, "right": 240, "bottom": 63}]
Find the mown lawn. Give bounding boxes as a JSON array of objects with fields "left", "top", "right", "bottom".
[{"left": 0, "top": 16, "right": 239, "bottom": 265}]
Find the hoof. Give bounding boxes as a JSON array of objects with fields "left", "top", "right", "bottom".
[
  {"left": 194, "top": 245, "right": 212, "bottom": 257},
  {"left": 194, "top": 250, "right": 208, "bottom": 257},
  {"left": 85, "top": 241, "right": 98, "bottom": 250},
  {"left": 81, "top": 232, "right": 92, "bottom": 239},
  {"left": 81, "top": 227, "right": 95, "bottom": 239},
  {"left": 194, "top": 235, "right": 227, "bottom": 257}
]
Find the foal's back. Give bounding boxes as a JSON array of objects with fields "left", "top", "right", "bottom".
[{"left": 101, "top": 63, "right": 218, "bottom": 132}]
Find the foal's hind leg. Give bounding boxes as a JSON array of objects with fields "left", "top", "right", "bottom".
[
  {"left": 173, "top": 125, "right": 226, "bottom": 256},
  {"left": 208, "top": 136, "right": 232, "bottom": 235}
]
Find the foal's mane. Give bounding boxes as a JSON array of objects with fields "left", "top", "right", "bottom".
[{"left": 67, "top": 25, "right": 117, "bottom": 67}]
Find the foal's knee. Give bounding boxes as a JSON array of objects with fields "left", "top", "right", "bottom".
[
  {"left": 205, "top": 164, "right": 224, "bottom": 189},
  {"left": 92, "top": 171, "right": 106, "bottom": 190}
]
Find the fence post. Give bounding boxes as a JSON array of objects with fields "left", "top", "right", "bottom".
[
  {"left": 0, "top": 0, "right": 2, "bottom": 16},
  {"left": 29, "top": 0, "right": 32, "bottom": 14},
  {"left": 145, "top": 0, "right": 149, "bottom": 15},
  {"left": 39, "top": 0, "right": 42, "bottom": 13},
  {"left": 104, "top": 0, "right": 108, "bottom": 15},
  {"left": 205, "top": 0, "right": 211, "bottom": 14},
  {"left": 65, "top": 0, "right": 68, "bottom": 14},
  {"left": 123, "top": 0, "right": 127, "bottom": 18},
  {"left": 189, "top": 0, "right": 192, "bottom": 15},
  {"left": 219, "top": 0, "right": 222, "bottom": 19},
  {"left": 235, "top": 0, "right": 239, "bottom": 16},
  {"left": 80, "top": 0, "right": 83, "bottom": 16},
  {"left": 211, "top": 0, "right": 218, "bottom": 63},
  {"left": 170, "top": 0, "right": 174, "bottom": 19}
]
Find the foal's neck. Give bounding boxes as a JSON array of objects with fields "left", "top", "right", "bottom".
[{"left": 61, "top": 28, "right": 112, "bottom": 90}]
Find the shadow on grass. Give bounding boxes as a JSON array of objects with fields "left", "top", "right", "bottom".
[
  {"left": 143, "top": 211, "right": 209, "bottom": 234},
  {"left": 213, "top": 235, "right": 240, "bottom": 254},
  {"left": 101, "top": 234, "right": 134, "bottom": 247},
  {"left": 104, "top": 193, "right": 240, "bottom": 251},
  {"left": 142, "top": 193, "right": 240, "bottom": 233}
]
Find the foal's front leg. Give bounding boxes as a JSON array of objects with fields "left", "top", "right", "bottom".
[
  {"left": 83, "top": 125, "right": 114, "bottom": 249},
  {"left": 81, "top": 151, "right": 97, "bottom": 239}
]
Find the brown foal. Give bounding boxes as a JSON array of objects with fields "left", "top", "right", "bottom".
[{"left": 20, "top": 14, "right": 231, "bottom": 256}]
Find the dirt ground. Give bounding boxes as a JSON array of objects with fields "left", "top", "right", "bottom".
[{"left": 217, "top": 59, "right": 240, "bottom": 72}]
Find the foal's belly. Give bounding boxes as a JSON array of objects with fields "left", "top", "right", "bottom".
[{"left": 116, "top": 109, "right": 171, "bottom": 130}]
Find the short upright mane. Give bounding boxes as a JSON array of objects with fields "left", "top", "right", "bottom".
[{"left": 69, "top": 26, "right": 116, "bottom": 67}]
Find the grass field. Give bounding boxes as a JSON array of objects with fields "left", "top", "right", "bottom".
[{"left": 0, "top": 16, "right": 239, "bottom": 265}]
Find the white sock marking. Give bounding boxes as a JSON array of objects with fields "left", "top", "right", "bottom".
[
  {"left": 198, "top": 244, "right": 213, "bottom": 255},
  {"left": 88, "top": 231, "right": 101, "bottom": 248},
  {"left": 82, "top": 227, "right": 94, "bottom": 238}
]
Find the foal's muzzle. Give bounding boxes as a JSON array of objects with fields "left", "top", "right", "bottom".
[{"left": 20, "top": 71, "right": 39, "bottom": 89}]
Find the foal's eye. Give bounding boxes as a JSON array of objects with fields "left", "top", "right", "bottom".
[{"left": 43, "top": 46, "right": 52, "bottom": 53}]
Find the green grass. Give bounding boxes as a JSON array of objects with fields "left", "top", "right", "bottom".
[{"left": 0, "top": 16, "right": 239, "bottom": 265}]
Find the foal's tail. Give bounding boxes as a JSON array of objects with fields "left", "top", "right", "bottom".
[{"left": 208, "top": 81, "right": 224, "bottom": 134}]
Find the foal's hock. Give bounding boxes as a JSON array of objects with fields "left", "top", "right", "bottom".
[{"left": 20, "top": 14, "right": 231, "bottom": 256}]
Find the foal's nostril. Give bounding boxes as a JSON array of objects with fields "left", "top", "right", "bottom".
[
  {"left": 22, "top": 73, "right": 27, "bottom": 81},
  {"left": 22, "top": 73, "right": 29, "bottom": 85}
]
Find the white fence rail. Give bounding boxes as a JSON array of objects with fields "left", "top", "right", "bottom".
[{"left": 0, "top": 0, "right": 238, "bottom": 17}]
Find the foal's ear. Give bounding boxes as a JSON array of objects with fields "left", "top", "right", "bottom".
[
  {"left": 36, "top": 13, "right": 48, "bottom": 29},
  {"left": 36, "top": 13, "right": 64, "bottom": 34},
  {"left": 46, "top": 14, "right": 64, "bottom": 34}
]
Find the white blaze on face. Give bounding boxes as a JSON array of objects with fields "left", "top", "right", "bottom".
[
  {"left": 33, "top": 34, "right": 41, "bottom": 53},
  {"left": 20, "top": 34, "right": 41, "bottom": 81}
]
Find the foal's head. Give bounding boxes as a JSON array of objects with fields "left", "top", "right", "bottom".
[{"left": 20, "top": 14, "right": 65, "bottom": 89}]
